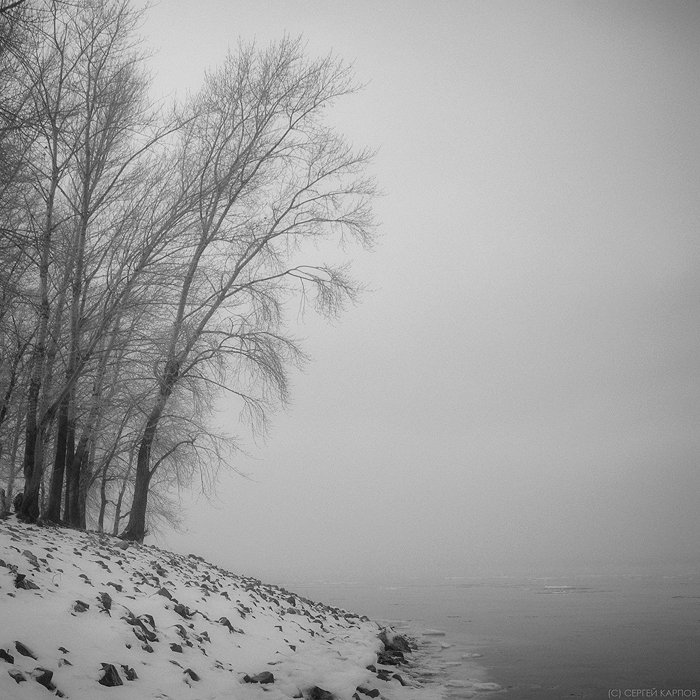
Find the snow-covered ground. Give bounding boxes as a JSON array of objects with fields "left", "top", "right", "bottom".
[{"left": 0, "top": 517, "right": 441, "bottom": 700}]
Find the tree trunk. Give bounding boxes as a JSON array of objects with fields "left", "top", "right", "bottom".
[
  {"left": 21, "top": 427, "right": 45, "bottom": 521},
  {"left": 65, "top": 429, "right": 84, "bottom": 527},
  {"left": 76, "top": 433, "right": 92, "bottom": 529},
  {"left": 112, "top": 489, "right": 124, "bottom": 536},
  {"left": 46, "top": 395, "right": 69, "bottom": 522},
  {"left": 18, "top": 84, "right": 61, "bottom": 522},
  {"left": 5, "top": 408, "right": 22, "bottom": 503},
  {"left": 97, "top": 461, "right": 109, "bottom": 532},
  {"left": 120, "top": 363, "right": 177, "bottom": 542},
  {"left": 20, "top": 371, "right": 42, "bottom": 520},
  {"left": 119, "top": 405, "right": 159, "bottom": 542},
  {"left": 112, "top": 457, "right": 132, "bottom": 536}
]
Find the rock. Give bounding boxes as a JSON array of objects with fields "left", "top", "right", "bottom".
[
  {"left": 14, "top": 641, "right": 37, "bottom": 659},
  {"left": 120, "top": 664, "right": 138, "bottom": 681},
  {"left": 98, "top": 663, "right": 123, "bottom": 687},
  {"left": 386, "top": 634, "right": 412, "bottom": 654},
  {"left": 32, "top": 667, "right": 55, "bottom": 691},
  {"left": 97, "top": 591, "right": 112, "bottom": 613},
  {"left": 106, "top": 581, "right": 123, "bottom": 592},
  {"left": 308, "top": 687, "right": 335, "bottom": 700},
  {"left": 218, "top": 616, "right": 239, "bottom": 633},
  {"left": 8, "top": 669, "right": 26, "bottom": 683},
  {"left": 376, "top": 669, "right": 392, "bottom": 681},
  {"left": 0, "top": 649, "right": 14, "bottom": 663},
  {"left": 14, "top": 574, "right": 40, "bottom": 590},
  {"left": 392, "top": 673, "right": 408, "bottom": 686},
  {"left": 377, "top": 649, "right": 405, "bottom": 665},
  {"left": 170, "top": 643, "right": 183, "bottom": 653},
  {"left": 243, "top": 671, "right": 275, "bottom": 684},
  {"left": 356, "top": 687, "right": 380, "bottom": 697},
  {"left": 124, "top": 612, "right": 158, "bottom": 642},
  {"left": 22, "top": 549, "right": 39, "bottom": 566},
  {"left": 183, "top": 668, "right": 200, "bottom": 681},
  {"left": 156, "top": 586, "right": 173, "bottom": 600},
  {"left": 73, "top": 600, "right": 90, "bottom": 613},
  {"left": 174, "top": 603, "right": 193, "bottom": 619}
]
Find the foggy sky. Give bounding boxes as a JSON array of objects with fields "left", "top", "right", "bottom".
[{"left": 142, "top": 1, "right": 700, "bottom": 583}]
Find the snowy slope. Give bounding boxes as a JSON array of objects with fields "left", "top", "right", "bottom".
[{"left": 0, "top": 518, "right": 440, "bottom": 700}]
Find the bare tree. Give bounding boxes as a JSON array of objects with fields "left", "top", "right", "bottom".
[
  {"left": 120, "top": 37, "right": 375, "bottom": 542},
  {"left": 11, "top": 0, "right": 173, "bottom": 522},
  {"left": 3, "top": 5, "right": 375, "bottom": 535},
  {"left": 44, "top": 0, "right": 156, "bottom": 525}
]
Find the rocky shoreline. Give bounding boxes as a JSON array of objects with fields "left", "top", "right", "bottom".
[{"left": 0, "top": 517, "right": 441, "bottom": 699}]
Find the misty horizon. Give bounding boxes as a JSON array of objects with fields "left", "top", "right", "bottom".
[{"left": 140, "top": 1, "right": 700, "bottom": 586}]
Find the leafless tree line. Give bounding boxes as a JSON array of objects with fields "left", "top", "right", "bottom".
[{"left": 0, "top": 0, "right": 375, "bottom": 541}]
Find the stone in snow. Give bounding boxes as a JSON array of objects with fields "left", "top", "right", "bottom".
[
  {"left": 243, "top": 671, "right": 274, "bottom": 684},
  {"left": 14, "top": 573, "right": 40, "bottom": 590},
  {"left": 121, "top": 664, "right": 138, "bottom": 681},
  {"left": 14, "top": 641, "right": 37, "bottom": 659},
  {"left": 97, "top": 591, "right": 112, "bottom": 613},
  {"left": 98, "top": 664, "right": 123, "bottom": 687},
  {"left": 8, "top": 669, "right": 26, "bottom": 684},
  {"left": 32, "top": 667, "right": 55, "bottom": 691}
]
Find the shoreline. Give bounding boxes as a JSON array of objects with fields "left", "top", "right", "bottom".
[
  {"left": 0, "top": 517, "right": 451, "bottom": 699},
  {"left": 286, "top": 580, "right": 505, "bottom": 700}
]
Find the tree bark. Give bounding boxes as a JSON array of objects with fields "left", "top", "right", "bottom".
[
  {"left": 67, "top": 433, "right": 88, "bottom": 527},
  {"left": 97, "top": 461, "right": 109, "bottom": 532},
  {"left": 46, "top": 395, "right": 69, "bottom": 522},
  {"left": 119, "top": 403, "right": 160, "bottom": 541},
  {"left": 120, "top": 363, "right": 177, "bottom": 542}
]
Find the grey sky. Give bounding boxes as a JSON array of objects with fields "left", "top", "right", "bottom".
[{"left": 143, "top": 1, "right": 700, "bottom": 582}]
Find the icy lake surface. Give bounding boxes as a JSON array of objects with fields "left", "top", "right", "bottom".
[{"left": 291, "top": 570, "right": 700, "bottom": 699}]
